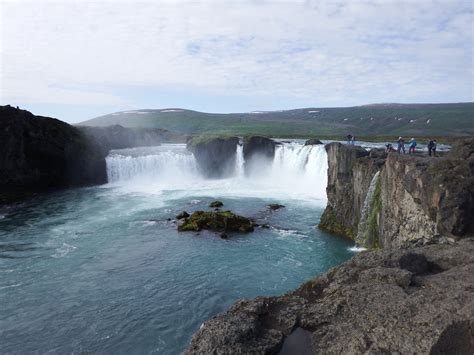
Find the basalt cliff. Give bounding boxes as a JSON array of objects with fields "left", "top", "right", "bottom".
[
  {"left": 319, "top": 140, "right": 474, "bottom": 248},
  {"left": 186, "top": 138, "right": 474, "bottom": 354},
  {"left": 0, "top": 105, "right": 184, "bottom": 203}
]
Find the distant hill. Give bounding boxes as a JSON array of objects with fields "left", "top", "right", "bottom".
[{"left": 79, "top": 103, "right": 474, "bottom": 137}]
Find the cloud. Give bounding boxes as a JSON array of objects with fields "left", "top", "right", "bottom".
[{"left": 1, "top": 0, "right": 473, "bottom": 114}]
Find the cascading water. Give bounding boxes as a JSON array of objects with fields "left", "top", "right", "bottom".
[
  {"left": 105, "top": 142, "right": 328, "bottom": 201},
  {"left": 355, "top": 171, "right": 381, "bottom": 248}
]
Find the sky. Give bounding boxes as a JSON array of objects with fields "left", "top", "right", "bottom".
[{"left": 0, "top": 0, "right": 473, "bottom": 123}]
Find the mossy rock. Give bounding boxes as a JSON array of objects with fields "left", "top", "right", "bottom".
[
  {"left": 176, "top": 211, "right": 190, "bottom": 220},
  {"left": 178, "top": 210, "right": 254, "bottom": 234},
  {"left": 209, "top": 200, "right": 224, "bottom": 208}
]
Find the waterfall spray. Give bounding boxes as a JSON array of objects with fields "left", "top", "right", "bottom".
[{"left": 105, "top": 142, "right": 328, "bottom": 200}]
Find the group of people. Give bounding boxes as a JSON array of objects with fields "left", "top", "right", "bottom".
[{"left": 385, "top": 137, "right": 437, "bottom": 156}]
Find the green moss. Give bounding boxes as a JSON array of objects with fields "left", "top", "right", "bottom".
[
  {"left": 178, "top": 210, "right": 254, "bottom": 234},
  {"left": 187, "top": 135, "right": 236, "bottom": 147},
  {"left": 366, "top": 177, "right": 382, "bottom": 249},
  {"left": 319, "top": 208, "right": 356, "bottom": 240}
]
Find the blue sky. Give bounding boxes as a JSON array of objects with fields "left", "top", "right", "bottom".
[{"left": 1, "top": 0, "right": 473, "bottom": 123}]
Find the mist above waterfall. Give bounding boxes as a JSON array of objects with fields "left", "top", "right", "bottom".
[{"left": 105, "top": 142, "right": 328, "bottom": 202}]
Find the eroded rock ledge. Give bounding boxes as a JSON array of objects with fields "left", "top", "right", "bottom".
[
  {"left": 185, "top": 238, "right": 474, "bottom": 354},
  {"left": 319, "top": 139, "right": 474, "bottom": 248}
]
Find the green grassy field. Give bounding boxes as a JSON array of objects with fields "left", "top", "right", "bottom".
[{"left": 79, "top": 103, "right": 474, "bottom": 137}]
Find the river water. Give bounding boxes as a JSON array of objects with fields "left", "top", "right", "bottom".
[{"left": 0, "top": 142, "right": 354, "bottom": 354}]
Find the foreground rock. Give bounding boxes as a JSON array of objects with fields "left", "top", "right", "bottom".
[
  {"left": 186, "top": 238, "right": 474, "bottom": 354},
  {"left": 177, "top": 211, "right": 254, "bottom": 233},
  {"left": 319, "top": 140, "right": 474, "bottom": 248},
  {"left": 187, "top": 136, "right": 239, "bottom": 178}
]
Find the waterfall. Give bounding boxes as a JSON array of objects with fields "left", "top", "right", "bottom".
[
  {"left": 235, "top": 144, "right": 245, "bottom": 178},
  {"left": 106, "top": 145, "right": 198, "bottom": 185},
  {"left": 355, "top": 171, "right": 381, "bottom": 248},
  {"left": 105, "top": 142, "right": 328, "bottom": 200}
]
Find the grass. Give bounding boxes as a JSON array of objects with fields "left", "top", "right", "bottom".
[{"left": 79, "top": 103, "right": 474, "bottom": 137}]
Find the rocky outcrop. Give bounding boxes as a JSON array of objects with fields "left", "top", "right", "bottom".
[
  {"left": 0, "top": 106, "right": 185, "bottom": 203},
  {"left": 242, "top": 136, "right": 276, "bottom": 175},
  {"left": 243, "top": 136, "right": 276, "bottom": 160},
  {"left": 0, "top": 105, "right": 107, "bottom": 189},
  {"left": 186, "top": 136, "right": 239, "bottom": 178},
  {"left": 319, "top": 140, "right": 474, "bottom": 248},
  {"left": 186, "top": 238, "right": 474, "bottom": 354},
  {"left": 177, "top": 210, "right": 254, "bottom": 234},
  {"left": 319, "top": 143, "right": 385, "bottom": 239}
]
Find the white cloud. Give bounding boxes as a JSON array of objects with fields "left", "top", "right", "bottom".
[{"left": 1, "top": 0, "right": 473, "bottom": 109}]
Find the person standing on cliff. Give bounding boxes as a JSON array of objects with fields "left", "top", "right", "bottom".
[
  {"left": 351, "top": 135, "right": 355, "bottom": 145},
  {"left": 428, "top": 139, "right": 434, "bottom": 156},
  {"left": 408, "top": 138, "right": 417, "bottom": 154},
  {"left": 397, "top": 137, "right": 405, "bottom": 154},
  {"left": 347, "top": 134, "right": 352, "bottom": 144}
]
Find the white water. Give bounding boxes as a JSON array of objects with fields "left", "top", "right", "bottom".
[
  {"left": 355, "top": 171, "right": 381, "bottom": 247},
  {"left": 105, "top": 142, "right": 328, "bottom": 203}
]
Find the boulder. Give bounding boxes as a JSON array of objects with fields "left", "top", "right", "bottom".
[
  {"left": 187, "top": 136, "right": 239, "bottom": 178},
  {"left": 177, "top": 210, "right": 254, "bottom": 234},
  {"left": 209, "top": 200, "right": 224, "bottom": 208},
  {"left": 267, "top": 203, "right": 285, "bottom": 210}
]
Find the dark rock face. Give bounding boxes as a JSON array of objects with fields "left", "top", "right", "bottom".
[
  {"left": 379, "top": 152, "right": 474, "bottom": 247},
  {"left": 185, "top": 238, "right": 474, "bottom": 354},
  {"left": 242, "top": 136, "right": 276, "bottom": 174},
  {"left": 0, "top": 105, "right": 106, "bottom": 189},
  {"left": 319, "top": 140, "right": 474, "bottom": 247},
  {"left": 304, "top": 138, "right": 323, "bottom": 145},
  {"left": 187, "top": 136, "right": 239, "bottom": 178},
  {"left": 243, "top": 136, "right": 276, "bottom": 160},
  {"left": 177, "top": 210, "right": 254, "bottom": 233}
]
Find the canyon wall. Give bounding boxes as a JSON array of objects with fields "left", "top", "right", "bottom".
[
  {"left": 319, "top": 139, "right": 474, "bottom": 248},
  {"left": 0, "top": 105, "right": 183, "bottom": 202}
]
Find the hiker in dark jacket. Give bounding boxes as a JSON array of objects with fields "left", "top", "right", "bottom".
[
  {"left": 397, "top": 137, "right": 405, "bottom": 154},
  {"left": 427, "top": 140, "right": 434, "bottom": 156}
]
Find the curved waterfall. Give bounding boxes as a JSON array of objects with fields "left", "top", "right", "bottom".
[{"left": 105, "top": 142, "right": 328, "bottom": 200}]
